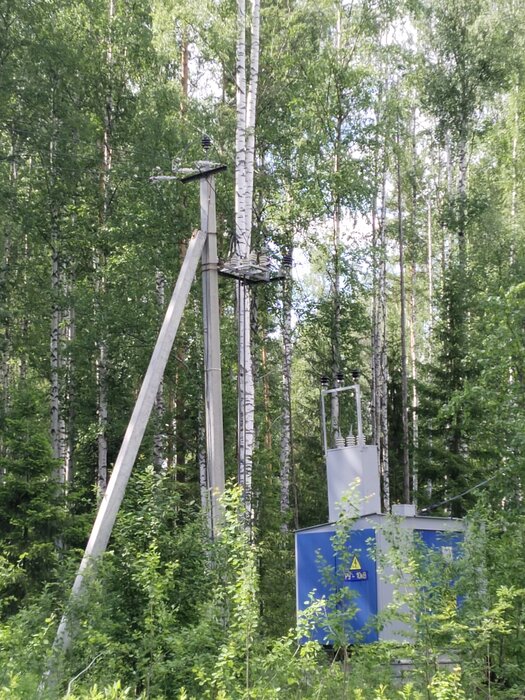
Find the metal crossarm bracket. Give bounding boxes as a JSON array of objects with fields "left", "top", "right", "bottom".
[{"left": 180, "top": 163, "right": 227, "bottom": 183}]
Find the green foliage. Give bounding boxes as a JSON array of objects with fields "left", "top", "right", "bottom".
[
  {"left": 2, "top": 485, "right": 525, "bottom": 699},
  {"left": 0, "top": 379, "right": 64, "bottom": 609},
  {"left": 428, "top": 667, "right": 465, "bottom": 700},
  {"left": 2, "top": 0, "right": 525, "bottom": 698},
  {"left": 63, "top": 681, "right": 134, "bottom": 699}
]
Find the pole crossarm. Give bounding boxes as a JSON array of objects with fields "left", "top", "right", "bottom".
[
  {"left": 43, "top": 139, "right": 228, "bottom": 688},
  {"left": 180, "top": 163, "right": 227, "bottom": 183}
]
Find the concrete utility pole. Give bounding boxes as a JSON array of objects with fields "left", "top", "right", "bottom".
[
  {"left": 199, "top": 165, "right": 225, "bottom": 535},
  {"left": 52, "top": 226, "right": 208, "bottom": 656},
  {"left": 42, "top": 141, "right": 227, "bottom": 691}
]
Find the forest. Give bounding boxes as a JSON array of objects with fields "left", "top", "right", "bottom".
[{"left": 1, "top": 0, "right": 525, "bottom": 697}]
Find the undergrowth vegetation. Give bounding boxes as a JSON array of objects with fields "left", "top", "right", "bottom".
[{"left": 1, "top": 475, "right": 524, "bottom": 699}]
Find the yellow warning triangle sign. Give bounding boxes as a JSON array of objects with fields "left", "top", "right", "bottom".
[{"left": 349, "top": 554, "right": 361, "bottom": 571}]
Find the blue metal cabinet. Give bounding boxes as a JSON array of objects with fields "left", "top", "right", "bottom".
[{"left": 296, "top": 528, "right": 379, "bottom": 644}]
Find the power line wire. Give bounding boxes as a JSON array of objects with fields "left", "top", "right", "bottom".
[{"left": 417, "top": 469, "right": 506, "bottom": 515}]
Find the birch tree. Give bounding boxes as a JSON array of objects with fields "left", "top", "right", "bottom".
[
  {"left": 395, "top": 125, "right": 410, "bottom": 504},
  {"left": 414, "top": 0, "right": 515, "bottom": 509},
  {"left": 235, "top": 0, "right": 261, "bottom": 518},
  {"left": 371, "top": 95, "right": 390, "bottom": 510},
  {"left": 279, "top": 251, "right": 293, "bottom": 526},
  {"left": 94, "top": 0, "right": 116, "bottom": 496},
  {"left": 0, "top": 131, "right": 17, "bottom": 435}
]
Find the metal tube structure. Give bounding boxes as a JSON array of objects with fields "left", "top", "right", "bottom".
[
  {"left": 355, "top": 382, "right": 365, "bottom": 447},
  {"left": 320, "top": 391, "right": 328, "bottom": 456},
  {"left": 53, "top": 227, "right": 207, "bottom": 654},
  {"left": 200, "top": 171, "right": 225, "bottom": 536},
  {"left": 321, "top": 383, "right": 365, "bottom": 450}
]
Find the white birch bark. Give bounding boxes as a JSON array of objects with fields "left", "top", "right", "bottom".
[
  {"left": 59, "top": 267, "right": 74, "bottom": 484},
  {"left": 330, "top": 117, "right": 342, "bottom": 446},
  {"left": 244, "top": 0, "right": 260, "bottom": 239},
  {"left": 0, "top": 139, "right": 16, "bottom": 471},
  {"left": 395, "top": 128, "right": 410, "bottom": 504},
  {"left": 1, "top": 136, "right": 16, "bottom": 422},
  {"left": 371, "top": 81, "right": 389, "bottom": 510},
  {"left": 181, "top": 28, "right": 189, "bottom": 108},
  {"left": 427, "top": 197, "right": 433, "bottom": 337},
  {"left": 96, "top": 335, "right": 108, "bottom": 494},
  {"left": 279, "top": 258, "right": 293, "bottom": 525},
  {"left": 262, "top": 345, "right": 272, "bottom": 450},
  {"left": 50, "top": 238, "right": 66, "bottom": 483},
  {"left": 198, "top": 407, "right": 210, "bottom": 530},
  {"left": 235, "top": 0, "right": 248, "bottom": 502},
  {"left": 49, "top": 130, "right": 64, "bottom": 482},
  {"left": 65, "top": 286, "right": 75, "bottom": 483},
  {"left": 235, "top": 0, "right": 260, "bottom": 521},
  {"left": 153, "top": 270, "right": 166, "bottom": 470},
  {"left": 371, "top": 188, "right": 380, "bottom": 452},
  {"left": 329, "top": 10, "right": 343, "bottom": 446},
  {"left": 235, "top": 0, "right": 247, "bottom": 254},
  {"left": 409, "top": 262, "right": 418, "bottom": 499},
  {"left": 409, "top": 111, "right": 418, "bottom": 500},
  {"left": 237, "top": 284, "right": 254, "bottom": 512},
  {"left": 19, "top": 236, "right": 29, "bottom": 382},
  {"left": 371, "top": 92, "right": 382, "bottom": 462},
  {"left": 0, "top": 226, "right": 10, "bottom": 419},
  {"left": 96, "top": 0, "right": 115, "bottom": 496},
  {"left": 510, "top": 80, "right": 519, "bottom": 266},
  {"left": 379, "top": 175, "right": 389, "bottom": 510},
  {"left": 330, "top": 238, "right": 341, "bottom": 445},
  {"left": 443, "top": 132, "right": 453, "bottom": 276}
]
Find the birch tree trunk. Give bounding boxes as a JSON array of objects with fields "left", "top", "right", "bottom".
[
  {"left": 0, "top": 134, "right": 16, "bottom": 468},
  {"left": 330, "top": 198, "right": 341, "bottom": 445},
  {"left": 236, "top": 0, "right": 248, "bottom": 500},
  {"left": 181, "top": 28, "right": 189, "bottom": 108},
  {"left": 396, "top": 128, "right": 410, "bottom": 504},
  {"left": 175, "top": 355, "right": 187, "bottom": 483},
  {"left": 0, "top": 225, "right": 9, "bottom": 419},
  {"left": 371, "top": 90, "right": 390, "bottom": 511},
  {"left": 49, "top": 127, "right": 65, "bottom": 481},
  {"left": 96, "top": 0, "right": 115, "bottom": 496},
  {"left": 19, "top": 160, "right": 31, "bottom": 383},
  {"left": 235, "top": 0, "right": 260, "bottom": 521},
  {"left": 279, "top": 255, "right": 293, "bottom": 526},
  {"left": 378, "top": 173, "right": 389, "bottom": 510},
  {"left": 153, "top": 270, "right": 166, "bottom": 470},
  {"left": 329, "top": 13, "right": 343, "bottom": 446},
  {"left": 371, "top": 190, "right": 380, "bottom": 454},
  {"left": 427, "top": 197, "right": 433, "bottom": 342},
  {"left": 60, "top": 267, "right": 74, "bottom": 484},
  {"left": 235, "top": 0, "right": 247, "bottom": 251},
  {"left": 261, "top": 344, "right": 271, "bottom": 451},
  {"left": 244, "top": 0, "right": 260, "bottom": 241},
  {"left": 510, "top": 81, "right": 519, "bottom": 242},
  {"left": 198, "top": 407, "right": 209, "bottom": 528},
  {"left": 1, "top": 133, "right": 16, "bottom": 422},
  {"left": 409, "top": 110, "right": 418, "bottom": 500}
]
